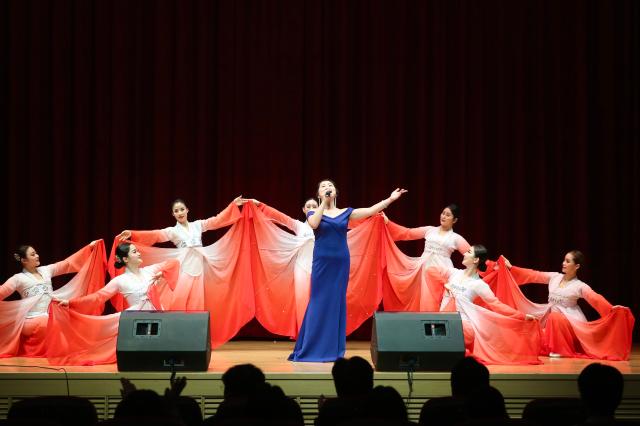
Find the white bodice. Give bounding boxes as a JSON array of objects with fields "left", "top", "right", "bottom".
[
  {"left": 295, "top": 221, "right": 315, "bottom": 239},
  {"left": 112, "top": 267, "right": 160, "bottom": 310},
  {"left": 422, "top": 227, "right": 464, "bottom": 268},
  {"left": 440, "top": 269, "right": 488, "bottom": 321},
  {"left": 545, "top": 273, "right": 589, "bottom": 321},
  {"left": 15, "top": 266, "right": 56, "bottom": 318},
  {"left": 165, "top": 220, "right": 205, "bottom": 248}
]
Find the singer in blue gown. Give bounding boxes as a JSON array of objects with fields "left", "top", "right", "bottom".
[
  {"left": 288, "top": 207, "right": 353, "bottom": 361},
  {"left": 289, "top": 180, "right": 407, "bottom": 362}
]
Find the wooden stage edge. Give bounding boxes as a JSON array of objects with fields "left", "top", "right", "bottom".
[{"left": 1, "top": 341, "right": 640, "bottom": 423}]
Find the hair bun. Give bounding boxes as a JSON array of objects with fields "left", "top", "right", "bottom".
[{"left": 13, "top": 253, "right": 21, "bottom": 262}]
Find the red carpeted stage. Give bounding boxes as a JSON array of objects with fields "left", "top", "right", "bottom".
[{"left": 1, "top": 341, "right": 639, "bottom": 424}]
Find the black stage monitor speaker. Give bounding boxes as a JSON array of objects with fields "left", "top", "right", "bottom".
[
  {"left": 370, "top": 311, "right": 465, "bottom": 371},
  {"left": 116, "top": 311, "right": 211, "bottom": 371}
]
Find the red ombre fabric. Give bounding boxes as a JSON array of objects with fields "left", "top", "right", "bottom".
[
  {"left": 344, "top": 213, "right": 387, "bottom": 335},
  {"left": 453, "top": 297, "right": 541, "bottom": 365},
  {"left": 106, "top": 203, "right": 253, "bottom": 349},
  {"left": 103, "top": 202, "right": 252, "bottom": 348},
  {"left": 45, "top": 259, "right": 180, "bottom": 365},
  {"left": 107, "top": 202, "right": 242, "bottom": 311},
  {"left": 248, "top": 202, "right": 306, "bottom": 338},
  {"left": 427, "top": 265, "right": 541, "bottom": 365},
  {"left": 485, "top": 256, "right": 634, "bottom": 360},
  {"left": 0, "top": 241, "right": 107, "bottom": 358},
  {"left": 248, "top": 203, "right": 387, "bottom": 338},
  {"left": 46, "top": 307, "right": 120, "bottom": 365}
]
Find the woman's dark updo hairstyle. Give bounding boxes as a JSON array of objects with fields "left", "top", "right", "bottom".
[
  {"left": 446, "top": 203, "right": 461, "bottom": 219},
  {"left": 473, "top": 244, "right": 489, "bottom": 272},
  {"left": 171, "top": 198, "right": 187, "bottom": 210},
  {"left": 568, "top": 250, "right": 585, "bottom": 268},
  {"left": 114, "top": 243, "right": 132, "bottom": 269},
  {"left": 13, "top": 245, "right": 32, "bottom": 264}
]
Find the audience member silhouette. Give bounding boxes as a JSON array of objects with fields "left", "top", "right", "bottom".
[
  {"left": 464, "top": 385, "right": 509, "bottom": 421},
  {"left": 221, "top": 363, "right": 266, "bottom": 399},
  {"left": 522, "top": 397, "right": 587, "bottom": 426},
  {"left": 8, "top": 396, "right": 98, "bottom": 426},
  {"left": 419, "top": 357, "right": 489, "bottom": 426},
  {"left": 115, "top": 389, "right": 175, "bottom": 419},
  {"left": 204, "top": 364, "right": 266, "bottom": 425},
  {"left": 245, "top": 382, "right": 304, "bottom": 425},
  {"left": 578, "top": 363, "right": 624, "bottom": 425},
  {"left": 174, "top": 396, "right": 204, "bottom": 426},
  {"left": 105, "top": 375, "right": 195, "bottom": 426},
  {"left": 204, "top": 363, "right": 302, "bottom": 426},
  {"left": 450, "top": 356, "right": 490, "bottom": 398},
  {"left": 9, "top": 357, "right": 632, "bottom": 426},
  {"left": 419, "top": 396, "right": 466, "bottom": 426},
  {"left": 359, "top": 385, "right": 410, "bottom": 425},
  {"left": 315, "top": 356, "right": 375, "bottom": 426}
]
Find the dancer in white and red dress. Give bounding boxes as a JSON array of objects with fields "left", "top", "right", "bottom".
[
  {"left": 429, "top": 245, "right": 541, "bottom": 365},
  {"left": 112, "top": 197, "right": 254, "bottom": 348},
  {"left": 383, "top": 204, "right": 471, "bottom": 312},
  {"left": 486, "top": 252, "right": 634, "bottom": 360},
  {"left": 48, "top": 242, "right": 179, "bottom": 365},
  {"left": 0, "top": 240, "right": 106, "bottom": 358}
]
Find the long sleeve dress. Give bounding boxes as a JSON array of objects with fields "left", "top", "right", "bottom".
[
  {"left": 108, "top": 202, "right": 254, "bottom": 348},
  {"left": 484, "top": 257, "right": 634, "bottom": 360},
  {"left": 429, "top": 266, "right": 541, "bottom": 365},
  {"left": 46, "top": 259, "right": 180, "bottom": 365},
  {"left": 0, "top": 241, "right": 107, "bottom": 358},
  {"left": 383, "top": 222, "right": 470, "bottom": 312}
]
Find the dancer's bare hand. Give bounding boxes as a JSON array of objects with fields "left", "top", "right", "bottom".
[
  {"left": 53, "top": 297, "right": 69, "bottom": 306},
  {"left": 117, "top": 230, "right": 132, "bottom": 241},
  {"left": 389, "top": 188, "right": 408, "bottom": 202}
]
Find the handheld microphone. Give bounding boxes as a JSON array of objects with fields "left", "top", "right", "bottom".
[{"left": 325, "top": 190, "right": 332, "bottom": 197}]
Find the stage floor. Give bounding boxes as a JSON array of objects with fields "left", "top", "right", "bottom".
[
  {"left": 1, "top": 340, "right": 639, "bottom": 374},
  {"left": 2, "top": 341, "right": 640, "bottom": 423}
]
